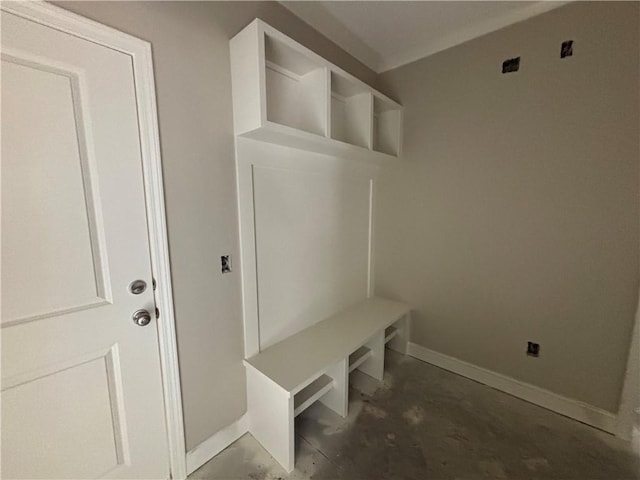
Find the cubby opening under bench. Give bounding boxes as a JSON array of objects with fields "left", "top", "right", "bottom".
[{"left": 243, "top": 297, "right": 411, "bottom": 472}]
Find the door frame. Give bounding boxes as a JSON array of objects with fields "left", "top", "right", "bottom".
[{"left": 1, "top": 2, "right": 187, "bottom": 478}]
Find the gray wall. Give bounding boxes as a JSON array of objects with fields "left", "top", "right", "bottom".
[
  {"left": 55, "top": 1, "right": 375, "bottom": 450},
  {"left": 376, "top": 1, "right": 639, "bottom": 413}
]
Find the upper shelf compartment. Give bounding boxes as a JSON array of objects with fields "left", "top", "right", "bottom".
[
  {"left": 230, "top": 19, "right": 402, "bottom": 163},
  {"left": 331, "top": 72, "right": 372, "bottom": 149},
  {"left": 265, "top": 33, "right": 327, "bottom": 137},
  {"left": 373, "top": 96, "right": 402, "bottom": 157}
]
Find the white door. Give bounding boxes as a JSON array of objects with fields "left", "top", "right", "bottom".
[{"left": 1, "top": 9, "right": 171, "bottom": 479}]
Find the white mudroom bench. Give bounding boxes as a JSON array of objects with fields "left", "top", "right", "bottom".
[{"left": 243, "top": 296, "right": 411, "bottom": 472}]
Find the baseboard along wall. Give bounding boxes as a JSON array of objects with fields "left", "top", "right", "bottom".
[
  {"left": 407, "top": 342, "right": 618, "bottom": 434},
  {"left": 185, "top": 414, "right": 249, "bottom": 475}
]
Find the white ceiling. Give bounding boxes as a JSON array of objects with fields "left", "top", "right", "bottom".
[{"left": 280, "top": 1, "right": 570, "bottom": 73}]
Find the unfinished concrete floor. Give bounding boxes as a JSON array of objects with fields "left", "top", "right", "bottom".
[{"left": 190, "top": 350, "right": 640, "bottom": 480}]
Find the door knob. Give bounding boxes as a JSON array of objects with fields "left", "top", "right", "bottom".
[{"left": 132, "top": 309, "right": 152, "bottom": 327}]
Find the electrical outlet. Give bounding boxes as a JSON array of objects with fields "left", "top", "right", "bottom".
[
  {"left": 526, "top": 341, "right": 540, "bottom": 357},
  {"left": 502, "top": 56, "right": 520, "bottom": 74},
  {"left": 561, "top": 40, "right": 573, "bottom": 58},
  {"left": 221, "top": 255, "right": 232, "bottom": 274}
]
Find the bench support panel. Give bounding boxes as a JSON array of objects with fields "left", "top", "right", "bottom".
[
  {"left": 319, "top": 358, "right": 348, "bottom": 417},
  {"left": 387, "top": 312, "right": 410, "bottom": 355},
  {"left": 246, "top": 367, "right": 295, "bottom": 472},
  {"left": 357, "top": 331, "right": 385, "bottom": 381}
]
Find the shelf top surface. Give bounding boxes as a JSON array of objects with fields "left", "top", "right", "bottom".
[
  {"left": 241, "top": 123, "right": 398, "bottom": 164},
  {"left": 245, "top": 296, "right": 410, "bottom": 392}
]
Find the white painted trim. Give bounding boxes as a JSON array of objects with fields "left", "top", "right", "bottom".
[
  {"left": 1, "top": 3, "right": 187, "bottom": 478},
  {"left": 616, "top": 290, "right": 640, "bottom": 440},
  {"left": 632, "top": 426, "right": 640, "bottom": 456},
  {"left": 135, "top": 36, "right": 188, "bottom": 480},
  {"left": 366, "top": 177, "right": 376, "bottom": 298},
  {"left": 186, "top": 415, "right": 250, "bottom": 475},
  {"left": 407, "top": 342, "right": 618, "bottom": 434}
]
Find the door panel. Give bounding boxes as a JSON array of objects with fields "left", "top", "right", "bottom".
[
  {"left": 2, "top": 57, "right": 109, "bottom": 324},
  {"left": 3, "top": 348, "right": 124, "bottom": 479},
  {"left": 1, "top": 10, "right": 170, "bottom": 479}
]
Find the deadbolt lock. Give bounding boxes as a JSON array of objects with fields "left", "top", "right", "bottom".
[{"left": 129, "top": 280, "right": 147, "bottom": 295}]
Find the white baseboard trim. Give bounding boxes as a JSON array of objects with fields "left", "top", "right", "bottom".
[
  {"left": 186, "top": 414, "right": 249, "bottom": 475},
  {"left": 407, "top": 342, "right": 618, "bottom": 434}
]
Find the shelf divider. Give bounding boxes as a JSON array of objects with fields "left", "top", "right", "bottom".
[
  {"left": 384, "top": 326, "right": 399, "bottom": 344},
  {"left": 348, "top": 345, "right": 372, "bottom": 373},
  {"left": 293, "top": 374, "right": 334, "bottom": 417}
]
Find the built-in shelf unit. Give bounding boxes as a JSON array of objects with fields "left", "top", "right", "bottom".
[{"left": 230, "top": 19, "right": 402, "bottom": 163}]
